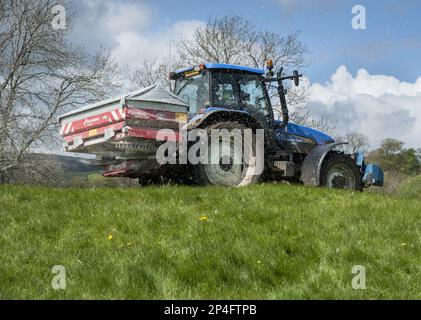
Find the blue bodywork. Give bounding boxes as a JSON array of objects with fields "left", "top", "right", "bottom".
[
  {"left": 175, "top": 63, "right": 265, "bottom": 75},
  {"left": 274, "top": 120, "right": 335, "bottom": 145},
  {"left": 363, "top": 164, "right": 384, "bottom": 186},
  {"left": 355, "top": 151, "right": 365, "bottom": 167},
  {"left": 356, "top": 151, "right": 384, "bottom": 186}
]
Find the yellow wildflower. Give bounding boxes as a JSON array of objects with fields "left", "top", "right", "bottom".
[{"left": 199, "top": 214, "right": 209, "bottom": 222}]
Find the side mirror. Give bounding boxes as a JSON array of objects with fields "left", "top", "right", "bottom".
[{"left": 293, "top": 70, "right": 300, "bottom": 86}]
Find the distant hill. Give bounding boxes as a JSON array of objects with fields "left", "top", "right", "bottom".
[
  {"left": 32, "top": 153, "right": 99, "bottom": 173},
  {"left": 27, "top": 153, "right": 98, "bottom": 174}
]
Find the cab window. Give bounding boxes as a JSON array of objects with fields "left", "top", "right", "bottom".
[
  {"left": 175, "top": 71, "right": 209, "bottom": 114},
  {"left": 211, "top": 72, "right": 238, "bottom": 108},
  {"left": 239, "top": 74, "right": 269, "bottom": 115}
]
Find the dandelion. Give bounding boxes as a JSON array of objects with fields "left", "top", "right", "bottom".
[
  {"left": 108, "top": 235, "right": 113, "bottom": 240},
  {"left": 199, "top": 214, "right": 209, "bottom": 222}
]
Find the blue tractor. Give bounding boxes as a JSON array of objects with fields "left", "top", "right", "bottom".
[{"left": 169, "top": 62, "right": 384, "bottom": 190}]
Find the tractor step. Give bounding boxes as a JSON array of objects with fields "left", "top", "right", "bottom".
[{"left": 273, "top": 161, "right": 296, "bottom": 177}]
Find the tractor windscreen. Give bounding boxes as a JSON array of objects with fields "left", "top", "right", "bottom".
[{"left": 174, "top": 71, "right": 209, "bottom": 114}]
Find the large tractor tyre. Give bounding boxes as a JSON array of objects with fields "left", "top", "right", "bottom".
[
  {"left": 319, "top": 152, "right": 363, "bottom": 191},
  {"left": 196, "top": 121, "right": 262, "bottom": 187}
]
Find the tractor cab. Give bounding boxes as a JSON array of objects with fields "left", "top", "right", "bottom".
[{"left": 171, "top": 63, "right": 274, "bottom": 131}]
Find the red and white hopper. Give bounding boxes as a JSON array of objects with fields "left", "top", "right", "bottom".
[{"left": 58, "top": 84, "right": 189, "bottom": 177}]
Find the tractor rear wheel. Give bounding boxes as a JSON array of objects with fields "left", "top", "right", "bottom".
[
  {"left": 196, "top": 121, "right": 262, "bottom": 187},
  {"left": 320, "top": 152, "right": 363, "bottom": 191}
]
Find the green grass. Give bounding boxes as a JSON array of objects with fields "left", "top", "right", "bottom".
[{"left": 0, "top": 183, "right": 420, "bottom": 299}]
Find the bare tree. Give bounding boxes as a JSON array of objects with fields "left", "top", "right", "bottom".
[
  {"left": 179, "top": 15, "right": 256, "bottom": 66},
  {"left": 130, "top": 58, "right": 164, "bottom": 89},
  {"left": 179, "top": 15, "right": 307, "bottom": 71},
  {"left": 336, "top": 132, "right": 370, "bottom": 154},
  {"left": 0, "top": 0, "right": 120, "bottom": 182},
  {"left": 130, "top": 57, "right": 183, "bottom": 92}
]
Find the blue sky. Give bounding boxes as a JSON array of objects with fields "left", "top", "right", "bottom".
[
  {"left": 71, "top": 0, "right": 421, "bottom": 147},
  {"left": 111, "top": 0, "right": 420, "bottom": 83}
]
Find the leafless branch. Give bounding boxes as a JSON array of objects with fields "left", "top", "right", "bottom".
[{"left": 0, "top": 0, "right": 121, "bottom": 182}]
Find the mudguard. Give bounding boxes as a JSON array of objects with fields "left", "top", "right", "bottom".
[
  {"left": 187, "top": 108, "right": 259, "bottom": 130},
  {"left": 300, "top": 142, "right": 348, "bottom": 187}
]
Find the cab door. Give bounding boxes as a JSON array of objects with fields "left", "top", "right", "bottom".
[{"left": 237, "top": 73, "right": 274, "bottom": 131}]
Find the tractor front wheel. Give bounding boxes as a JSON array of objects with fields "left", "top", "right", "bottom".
[{"left": 320, "top": 152, "right": 363, "bottom": 191}]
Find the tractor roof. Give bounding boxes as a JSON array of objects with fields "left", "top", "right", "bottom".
[{"left": 175, "top": 63, "right": 264, "bottom": 75}]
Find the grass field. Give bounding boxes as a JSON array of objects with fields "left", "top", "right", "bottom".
[{"left": 0, "top": 183, "right": 420, "bottom": 299}]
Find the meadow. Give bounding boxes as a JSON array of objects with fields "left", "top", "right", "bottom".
[{"left": 0, "top": 183, "right": 419, "bottom": 299}]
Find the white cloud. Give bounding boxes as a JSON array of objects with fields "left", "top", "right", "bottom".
[
  {"left": 111, "top": 19, "right": 204, "bottom": 67},
  {"left": 99, "top": 1, "right": 153, "bottom": 37},
  {"left": 307, "top": 66, "right": 421, "bottom": 148},
  {"left": 72, "top": 0, "right": 203, "bottom": 67}
]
